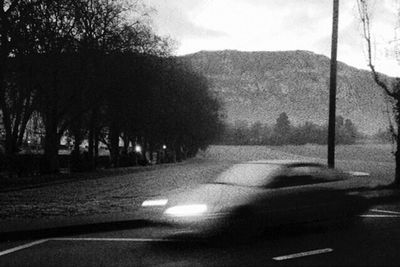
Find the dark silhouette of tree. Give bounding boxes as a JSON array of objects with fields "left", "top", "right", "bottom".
[
  {"left": 93, "top": 53, "right": 222, "bottom": 167},
  {"left": 335, "top": 116, "right": 357, "bottom": 145},
  {"left": 0, "top": 0, "right": 223, "bottom": 175},
  {"left": 343, "top": 118, "right": 357, "bottom": 144},
  {"left": 68, "top": 0, "right": 130, "bottom": 170},
  {"left": 152, "top": 59, "right": 222, "bottom": 159},
  {"left": 231, "top": 120, "right": 250, "bottom": 145},
  {"left": 215, "top": 115, "right": 358, "bottom": 146},
  {"left": 249, "top": 121, "right": 263, "bottom": 145},
  {"left": 0, "top": 1, "right": 39, "bottom": 156},
  {"left": 336, "top": 115, "right": 344, "bottom": 129},
  {"left": 357, "top": 0, "right": 400, "bottom": 187},
  {"left": 0, "top": 57, "right": 37, "bottom": 156},
  {"left": 290, "top": 121, "right": 326, "bottom": 145},
  {"left": 272, "top": 112, "right": 291, "bottom": 145},
  {"left": 375, "top": 128, "right": 393, "bottom": 143},
  {"left": 31, "top": 0, "right": 79, "bottom": 173}
]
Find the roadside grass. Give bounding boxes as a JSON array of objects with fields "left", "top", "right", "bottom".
[
  {"left": 0, "top": 162, "right": 179, "bottom": 192},
  {"left": 266, "top": 144, "right": 395, "bottom": 186},
  {"left": 269, "top": 143, "right": 394, "bottom": 163},
  {"left": 0, "top": 144, "right": 395, "bottom": 221},
  {"left": 202, "top": 144, "right": 395, "bottom": 187},
  {"left": 202, "top": 144, "right": 394, "bottom": 163},
  {"left": 198, "top": 145, "right": 315, "bottom": 162},
  {"left": 0, "top": 159, "right": 232, "bottom": 220}
]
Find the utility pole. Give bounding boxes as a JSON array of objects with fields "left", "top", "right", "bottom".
[{"left": 328, "top": 0, "right": 339, "bottom": 168}]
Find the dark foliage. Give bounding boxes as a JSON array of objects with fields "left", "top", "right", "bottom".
[
  {"left": 217, "top": 113, "right": 359, "bottom": 146},
  {"left": 0, "top": 0, "right": 223, "bottom": 176}
]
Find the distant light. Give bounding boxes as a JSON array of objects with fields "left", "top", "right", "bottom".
[
  {"left": 162, "top": 145, "right": 167, "bottom": 149},
  {"left": 164, "top": 204, "right": 207, "bottom": 217},
  {"left": 135, "top": 145, "right": 142, "bottom": 153},
  {"left": 142, "top": 199, "right": 168, "bottom": 207}
]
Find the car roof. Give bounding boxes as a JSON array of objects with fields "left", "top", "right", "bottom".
[{"left": 244, "top": 159, "right": 326, "bottom": 167}]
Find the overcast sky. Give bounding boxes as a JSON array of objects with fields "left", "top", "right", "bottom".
[{"left": 142, "top": 0, "right": 399, "bottom": 77}]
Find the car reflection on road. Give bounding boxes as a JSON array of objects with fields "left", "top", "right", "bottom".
[{"left": 141, "top": 160, "right": 369, "bottom": 239}]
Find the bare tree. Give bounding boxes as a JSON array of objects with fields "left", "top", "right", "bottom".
[
  {"left": 0, "top": 1, "right": 39, "bottom": 156},
  {"left": 357, "top": 0, "right": 400, "bottom": 187}
]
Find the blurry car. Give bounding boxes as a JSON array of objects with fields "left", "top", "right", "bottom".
[{"left": 141, "top": 160, "right": 369, "bottom": 238}]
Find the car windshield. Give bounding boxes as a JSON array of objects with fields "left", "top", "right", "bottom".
[{"left": 214, "top": 163, "right": 281, "bottom": 187}]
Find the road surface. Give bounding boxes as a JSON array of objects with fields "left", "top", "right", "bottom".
[{"left": 1, "top": 201, "right": 400, "bottom": 266}]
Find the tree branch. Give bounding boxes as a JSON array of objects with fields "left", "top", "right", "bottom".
[{"left": 357, "top": 0, "right": 395, "bottom": 97}]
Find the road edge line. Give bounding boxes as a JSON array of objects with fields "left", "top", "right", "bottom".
[
  {"left": 0, "top": 239, "right": 48, "bottom": 257},
  {"left": 272, "top": 248, "right": 333, "bottom": 261},
  {"left": 50, "top": 237, "right": 179, "bottom": 242},
  {"left": 370, "top": 209, "right": 400, "bottom": 215}
]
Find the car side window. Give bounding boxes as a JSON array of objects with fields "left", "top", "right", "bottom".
[{"left": 267, "top": 166, "right": 327, "bottom": 188}]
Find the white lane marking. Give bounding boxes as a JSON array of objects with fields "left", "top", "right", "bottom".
[
  {"left": 359, "top": 214, "right": 400, "bottom": 218},
  {"left": 0, "top": 237, "right": 189, "bottom": 257},
  {"left": 272, "top": 248, "right": 333, "bottom": 261},
  {"left": 51, "top": 237, "right": 179, "bottom": 242},
  {"left": 0, "top": 239, "right": 48, "bottom": 257},
  {"left": 370, "top": 209, "right": 400, "bottom": 215},
  {"left": 348, "top": 171, "right": 370, "bottom": 177}
]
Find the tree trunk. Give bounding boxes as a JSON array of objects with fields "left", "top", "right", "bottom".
[
  {"left": 69, "top": 116, "right": 84, "bottom": 172},
  {"left": 0, "top": 68, "right": 16, "bottom": 156},
  {"left": 88, "top": 109, "right": 97, "bottom": 170},
  {"left": 109, "top": 123, "right": 120, "bottom": 168},
  {"left": 175, "top": 142, "right": 182, "bottom": 162},
  {"left": 122, "top": 134, "right": 129, "bottom": 154},
  {"left": 395, "top": 138, "right": 400, "bottom": 188},
  {"left": 88, "top": 125, "right": 94, "bottom": 168},
  {"left": 4, "top": 134, "right": 17, "bottom": 155},
  {"left": 94, "top": 127, "right": 99, "bottom": 160},
  {"left": 73, "top": 130, "right": 82, "bottom": 155},
  {"left": 395, "top": 100, "right": 400, "bottom": 188},
  {"left": 43, "top": 120, "right": 60, "bottom": 174}
]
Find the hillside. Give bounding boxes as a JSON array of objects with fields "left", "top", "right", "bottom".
[{"left": 180, "top": 50, "right": 390, "bottom": 134}]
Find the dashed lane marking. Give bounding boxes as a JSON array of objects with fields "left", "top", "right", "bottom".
[
  {"left": 272, "top": 248, "right": 333, "bottom": 261},
  {"left": 0, "top": 239, "right": 49, "bottom": 257},
  {"left": 359, "top": 209, "right": 400, "bottom": 218},
  {"left": 370, "top": 209, "right": 400, "bottom": 215},
  {"left": 0, "top": 237, "right": 188, "bottom": 257},
  {"left": 359, "top": 214, "right": 400, "bottom": 218},
  {"left": 348, "top": 171, "right": 370, "bottom": 177},
  {"left": 51, "top": 237, "right": 179, "bottom": 242}
]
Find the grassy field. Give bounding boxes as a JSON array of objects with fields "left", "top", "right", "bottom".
[
  {"left": 201, "top": 144, "right": 395, "bottom": 186},
  {"left": 0, "top": 144, "right": 395, "bottom": 220},
  {"left": 202, "top": 144, "right": 394, "bottom": 163},
  {"left": 268, "top": 143, "right": 394, "bottom": 163}
]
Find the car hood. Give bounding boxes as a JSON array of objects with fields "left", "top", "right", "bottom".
[{"left": 165, "top": 183, "right": 261, "bottom": 212}]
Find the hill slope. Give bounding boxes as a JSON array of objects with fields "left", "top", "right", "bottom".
[{"left": 180, "top": 50, "right": 390, "bottom": 134}]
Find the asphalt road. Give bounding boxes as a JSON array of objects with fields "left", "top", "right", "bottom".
[{"left": 1, "top": 201, "right": 400, "bottom": 267}]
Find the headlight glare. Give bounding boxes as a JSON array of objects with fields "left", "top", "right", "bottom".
[
  {"left": 142, "top": 199, "right": 168, "bottom": 207},
  {"left": 164, "top": 204, "right": 207, "bottom": 217}
]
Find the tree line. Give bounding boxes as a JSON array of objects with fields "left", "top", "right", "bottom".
[
  {"left": 217, "top": 113, "right": 359, "bottom": 146},
  {"left": 0, "top": 0, "right": 223, "bottom": 175}
]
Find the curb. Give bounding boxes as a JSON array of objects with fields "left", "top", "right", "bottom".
[
  {"left": 0, "top": 212, "right": 157, "bottom": 242},
  {"left": 0, "top": 220, "right": 152, "bottom": 242},
  {"left": 0, "top": 161, "right": 185, "bottom": 193}
]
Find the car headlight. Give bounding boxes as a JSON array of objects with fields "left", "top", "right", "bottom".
[
  {"left": 164, "top": 204, "right": 208, "bottom": 217},
  {"left": 142, "top": 199, "right": 168, "bottom": 207}
]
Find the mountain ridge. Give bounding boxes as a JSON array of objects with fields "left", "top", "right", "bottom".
[{"left": 179, "top": 49, "right": 390, "bottom": 134}]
